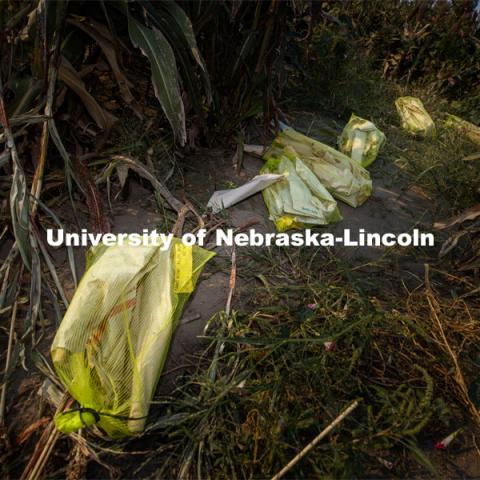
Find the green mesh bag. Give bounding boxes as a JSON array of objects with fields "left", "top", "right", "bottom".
[
  {"left": 338, "top": 114, "right": 386, "bottom": 168},
  {"left": 272, "top": 127, "right": 372, "bottom": 208},
  {"left": 51, "top": 238, "right": 214, "bottom": 438}
]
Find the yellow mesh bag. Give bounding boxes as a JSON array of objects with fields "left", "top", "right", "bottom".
[
  {"left": 51, "top": 238, "right": 214, "bottom": 438},
  {"left": 271, "top": 127, "right": 372, "bottom": 208},
  {"left": 338, "top": 114, "right": 386, "bottom": 168},
  {"left": 395, "top": 96, "right": 436, "bottom": 138},
  {"left": 261, "top": 144, "right": 342, "bottom": 232},
  {"left": 444, "top": 114, "right": 480, "bottom": 145}
]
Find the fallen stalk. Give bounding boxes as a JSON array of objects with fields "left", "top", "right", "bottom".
[
  {"left": 111, "top": 154, "right": 183, "bottom": 212},
  {"left": 0, "top": 301, "right": 18, "bottom": 426},
  {"left": 424, "top": 264, "right": 480, "bottom": 426},
  {"left": 208, "top": 244, "right": 237, "bottom": 383},
  {"left": 271, "top": 399, "right": 360, "bottom": 480},
  {"left": 20, "top": 395, "right": 71, "bottom": 480}
]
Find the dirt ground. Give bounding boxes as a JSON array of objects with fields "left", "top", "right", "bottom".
[
  {"left": 68, "top": 112, "right": 437, "bottom": 413},
  {"left": 4, "top": 113, "right": 479, "bottom": 479}
]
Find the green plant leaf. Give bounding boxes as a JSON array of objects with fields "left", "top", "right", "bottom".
[
  {"left": 400, "top": 438, "right": 438, "bottom": 477},
  {"left": 9, "top": 154, "right": 30, "bottom": 268},
  {"left": 6, "top": 77, "right": 43, "bottom": 117},
  {"left": 156, "top": 0, "right": 212, "bottom": 103},
  {"left": 0, "top": 80, "right": 31, "bottom": 269},
  {"left": 139, "top": 1, "right": 210, "bottom": 118},
  {"left": 126, "top": 11, "right": 186, "bottom": 145}
]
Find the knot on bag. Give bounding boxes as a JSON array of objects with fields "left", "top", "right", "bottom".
[{"left": 54, "top": 407, "right": 148, "bottom": 434}]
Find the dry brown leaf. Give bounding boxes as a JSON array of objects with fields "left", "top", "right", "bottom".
[
  {"left": 434, "top": 204, "right": 480, "bottom": 230},
  {"left": 16, "top": 417, "right": 50, "bottom": 446},
  {"left": 68, "top": 16, "right": 137, "bottom": 109},
  {"left": 462, "top": 152, "right": 480, "bottom": 161},
  {"left": 439, "top": 230, "right": 468, "bottom": 257},
  {"left": 58, "top": 56, "right": 116, "bottom": 131}
]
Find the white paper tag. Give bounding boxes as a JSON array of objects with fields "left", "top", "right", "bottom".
[{"left": 207, "top": 174, "right": 284, "bottom": 213}]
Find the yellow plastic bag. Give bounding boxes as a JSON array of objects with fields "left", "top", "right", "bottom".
[
  {"left": 272, "top": 127, "right": 372, "bottom": 208},
  {"left": 395, "top": 96, "right": 436, "bottom": 138},
  {"left": 338, "top": 114, "right": 386, "bottom": 167},
  {"left": 51, "top": 238, "right": 214, "bottom": 438},
  {"left": 260, "top": 144, "right": 341, "bottom": 232},
  {"left": 444, "top": 114, "right": 480, "bottom": 145}
]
